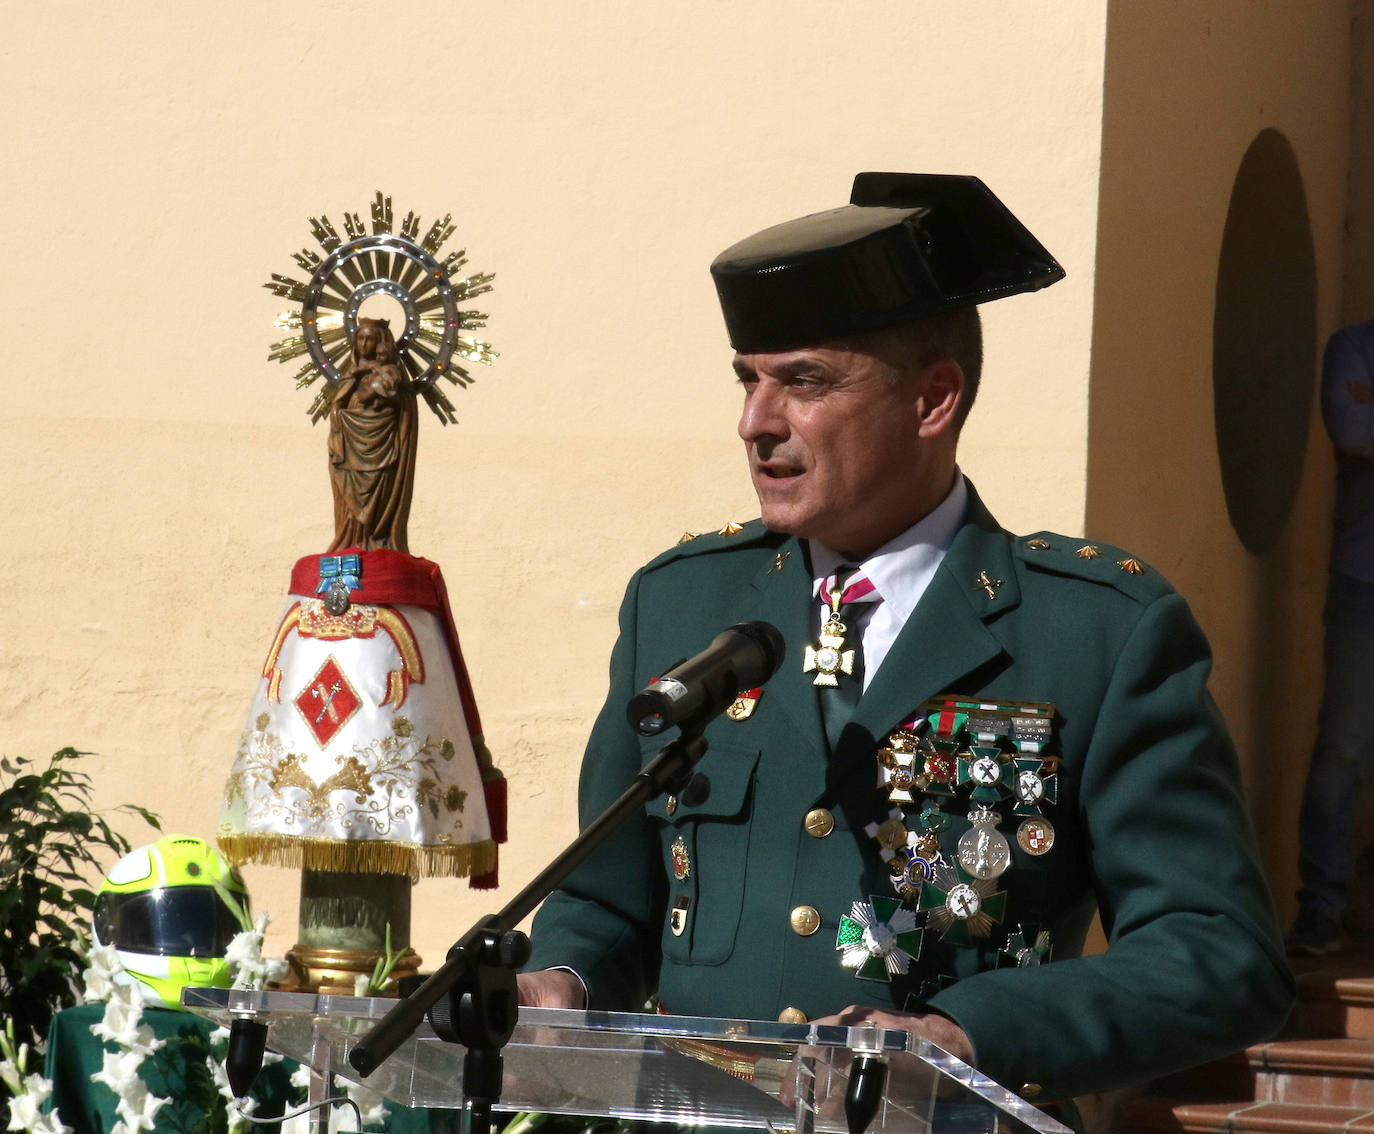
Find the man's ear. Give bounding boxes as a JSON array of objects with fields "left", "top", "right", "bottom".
[{"left": 915, "top": 359, "right": 965, "bottom": 438}]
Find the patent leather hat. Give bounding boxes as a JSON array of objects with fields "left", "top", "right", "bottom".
[{"left": 710, "top": 172, "right": 1065, "bottom": 353}]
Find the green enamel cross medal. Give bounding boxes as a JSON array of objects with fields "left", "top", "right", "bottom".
[
  {"left": 918, "top": 861, "right": 1007, "bottom": 948},
  {"left": 956, "top": 745, "right": 1013, "bottom": 803},
  {"left": 836, "top": 895, "right": 924, "bottom": 982},
  {"left": 1011, "top": 756, "right": 1059, "bottom": 816}
]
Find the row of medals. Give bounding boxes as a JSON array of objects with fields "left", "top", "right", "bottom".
[
  {"left": 799, "top": 596, "right": 1059, "bottom": 975},
  {"left": 862, "top": 696, "right": 1059, "bottom": 966}
]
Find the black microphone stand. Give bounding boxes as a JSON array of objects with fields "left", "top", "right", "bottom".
[{"left": 347, "top": 724, "right": 712, "bottom": 1134}]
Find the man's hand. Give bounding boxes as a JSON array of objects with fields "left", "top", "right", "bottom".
[
  {"left": 778, "top": 1006, "right": 974, "bottom": 1114},
  {"left": 813, "top": 1005, "right": 974, "bottom": 1065},
  {"left": 516, "top": 968, "right": 587, "bottom": 1009}
]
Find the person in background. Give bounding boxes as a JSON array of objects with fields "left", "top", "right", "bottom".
[{"left": 1289, "top": 322, "right": 1374, "bottom": 955}]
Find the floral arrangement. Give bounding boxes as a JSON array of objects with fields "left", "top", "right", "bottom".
[
  {"left": 3, "top": 913, "right": 392, "bottom": 1134},
  {"left": 0, "top": 1018, "right": 67, "bottom": 1134}
]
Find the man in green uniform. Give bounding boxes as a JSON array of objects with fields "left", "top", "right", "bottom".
[{"left": 518, "top": 174, "right": 1293, "bottom": 1108}]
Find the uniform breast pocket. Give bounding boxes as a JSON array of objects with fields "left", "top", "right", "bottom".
[{"left": 647, "top": 746, "right": 760, "bottom": 966}]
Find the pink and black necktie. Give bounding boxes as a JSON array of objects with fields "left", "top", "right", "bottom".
[{"left": 809, "top": 567, "right": 882, "bottom": 748}]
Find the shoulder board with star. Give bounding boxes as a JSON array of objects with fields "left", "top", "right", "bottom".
[
  {"left": 1012, "top": 532, "right": 1174, "bottom": 604},
  {"left": 641, "top": 518, "right": 778, "bottom": 570}
]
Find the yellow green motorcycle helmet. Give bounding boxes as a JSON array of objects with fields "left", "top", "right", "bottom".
[{"left": 92, "top": 834, "right": 249, "bottom": 1009}]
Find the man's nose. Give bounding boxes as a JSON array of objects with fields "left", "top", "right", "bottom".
[{"left": 738, "top": 381, "right": 785, "bottom": 443}]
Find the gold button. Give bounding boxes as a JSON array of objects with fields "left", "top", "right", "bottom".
[
  {"left": 778, "top": 1007, "right": 808, "bottom": 1024},
  {"left": 665, "top": 796, "right": 677, "bottom": 816},
  {"left": 790, "top": 905, "right": 821, "bottom": 936},
  {"left": 1019, "top": 1082, "right": 1042, "bottom": 1099},
  {"left": 804, "top": 808, "right": 835, "bottom": 838}
]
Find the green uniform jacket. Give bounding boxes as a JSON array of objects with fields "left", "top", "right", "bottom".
[{"left": 526, "top": 480, "right": 1294, "bottom": 1101}]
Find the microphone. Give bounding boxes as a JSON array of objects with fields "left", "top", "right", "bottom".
[
  {"left": 626, "top": 621, "right": 785, "bottom": 736},
  {"left": 225, "top": 1015, "right": 269, "bottom": 1099},
  {"left": 844, "top": 1053, "right": 888, "bottom": 1134}
]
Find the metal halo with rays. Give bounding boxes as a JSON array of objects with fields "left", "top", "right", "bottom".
[{"left": 264, "top": 191, "right": 496, "bottom": 424}]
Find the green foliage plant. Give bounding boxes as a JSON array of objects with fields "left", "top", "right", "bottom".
[{"left": 0, "top": 748, "right": 160, "bottom": 1061}]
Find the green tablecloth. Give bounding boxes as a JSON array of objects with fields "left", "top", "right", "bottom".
[{"left": 44, "top": 1004, "right": 455, "bottom": 1134}]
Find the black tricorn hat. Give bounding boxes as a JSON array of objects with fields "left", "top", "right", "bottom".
[{"left": 710, "top": 173, "right": 1065, "bottom": 353}]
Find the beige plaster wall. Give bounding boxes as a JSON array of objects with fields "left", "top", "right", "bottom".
[
  {"left": 1344, "top": 5, "right": 1374, "bottom": 325},
  {"left": 1087, "top": 4, "right": 1351, "bottom": 923},
  {"left": 0, "top": 1, "right": 1106, "bottom": 963}
]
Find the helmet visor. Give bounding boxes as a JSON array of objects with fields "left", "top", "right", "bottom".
[{"left": 93, "top": 886, "right": 246, "bottom": 957}]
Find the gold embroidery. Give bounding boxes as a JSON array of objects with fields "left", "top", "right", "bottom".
[
  {"left": 262, "top": 601, "right": 425, "bottom": 709},
  {"left": 225, "top": 717, "right": 469, "bottom": 861}
]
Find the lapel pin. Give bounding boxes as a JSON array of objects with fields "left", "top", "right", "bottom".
[{"left": 975, "top": 570, "right": 1003, "bottom": 599}]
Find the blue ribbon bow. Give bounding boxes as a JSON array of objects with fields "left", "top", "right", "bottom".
[{"left": 316, "top": 554, "right": 362, "bottom": 595}]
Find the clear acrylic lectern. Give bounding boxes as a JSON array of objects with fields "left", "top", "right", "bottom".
[{"left": 182, "top": 987, "right": 1068, "bottom": 1134}]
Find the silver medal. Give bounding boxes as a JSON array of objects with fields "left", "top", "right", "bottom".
[{"left": 957, "top": 808, "right": 1011, "bottom": 879}]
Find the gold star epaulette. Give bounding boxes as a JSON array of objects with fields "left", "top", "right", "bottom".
[
  {"left": 645, "top": 518, "right": 773, "bottom": 570},
  {"left": 1015, "top": 532, "right": 1173, "bottom": 603}
]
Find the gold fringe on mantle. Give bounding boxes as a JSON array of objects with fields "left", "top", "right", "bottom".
[{"left": 217, "top": 832, "right": 498, "bottom": 879}]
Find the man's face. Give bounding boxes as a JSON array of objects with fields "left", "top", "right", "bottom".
[{"left": 735, "top": 342, "right": 953, "bottom": 559}]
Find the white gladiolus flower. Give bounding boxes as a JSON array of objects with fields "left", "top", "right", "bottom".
[
  {"left": 343, "top": 1081, "right": 387, "bottom": 1128},
  {"left": 80, "top": 969, "right": 116, "bottom": 1004},
  {"left": 113, "top": 1081, "right": 168, "bottom": 1134},
  {"left": 91, "top": 986, "right": 142, "bottom": 1046},
  {"left": 82, "top": 946, "right": 124, "bottom": 1003},
  {"left": 20, "top": 1076, "right": 50, "bottom": 1109},
  {"left": 123, "top": 1024, "right": 163, "bottom": 1061},
  {"left": 206, "top": 1054, "right": 233, "bottom": 1103},
  {"left": 91, "top": 1050, "right": 145, "bottom": 1095},
  {"left": 224, "top": 914, "right": 288, "bottom": 990},
  {"left": 222, "top": 930, "right": 263, "bottom": 972},
  {"left": 225, "top": 1093, "right": 257, "bottom": 1134},
  {"left": 7, "top": 1092, "right": 42, "bottom": 1132},
  {"left": 29, "top": 1112, "right": 71, "bottom": 1134},
  {"left": 0, "top": 1058, "right": 22, "bottom": 1096}
]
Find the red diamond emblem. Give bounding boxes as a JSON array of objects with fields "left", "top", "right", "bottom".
[{"left": 294, "top": 655, "right": 361, "bottom": 747}]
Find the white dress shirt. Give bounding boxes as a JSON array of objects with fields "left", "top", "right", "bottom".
[{"left": 809, "top": 473, "right": 968, "bottom": 690}]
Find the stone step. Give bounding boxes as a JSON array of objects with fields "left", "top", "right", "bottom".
[
  {"left": 1110, "top": 954, "right": 1374, "bottom": 1131},
  {"left": 1148, "top": 1039, "right": 1374, "bottom": 1108},
  {"left": 1252, "top": 1038, "right": 1374, "bottom": 1106},
  {"left": 1293, "top": 969, "right": 1374, "bottom": 1039},
  {"left": 1118, "top": 1097, "right": 1374, "bottom": 1132}
]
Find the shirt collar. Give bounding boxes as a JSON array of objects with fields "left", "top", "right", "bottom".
[{"left": 809, "top": 472, "right": 969, "bottom": 622}]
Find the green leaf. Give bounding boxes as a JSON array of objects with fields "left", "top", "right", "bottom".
[{"left": 0, "top": 745, "right": 160, "bottom": 1057}]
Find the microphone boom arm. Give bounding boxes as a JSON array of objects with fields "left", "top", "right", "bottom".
[{"left": 347, "top": 727, "right": 712, "bottom": 1129}]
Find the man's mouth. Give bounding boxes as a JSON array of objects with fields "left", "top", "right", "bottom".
[{"left": 756, "top": 462, "right": 803, "bottom": 480}]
